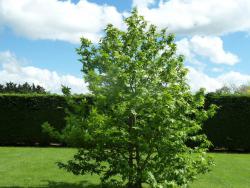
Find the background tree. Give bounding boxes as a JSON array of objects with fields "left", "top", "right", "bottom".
[
  {"left": 212, "top": 83, "right": 250, "bottom": 95},
  {"left": 0, "top": 82, "right": 47, "bottom": 94},
  {"left": 235, "top": 83, "right": 250, "bottom": 95},
  {"left": 214, "top": 85, "right": 232, "bottom": 95},
  {"left": 45, "top": 9, "right": 216, "bottom": 188}
]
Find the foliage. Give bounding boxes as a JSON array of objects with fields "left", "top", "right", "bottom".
[
  {"left": 214, "top": 85, "right": 233, "bottom": 95},
  {"left": 213, "top": 83, "right": 250, "bottom": 95},
  {"left": 37, "top": 9, "right": 216, "bottom": 187},
  {"left": 235, "top": 84, "right": 250, "bottom": 95},
  {"left": 0, "top": 94, "right": 67, "bottom": 145},
  {"left": 1, "top": 93, "right": 249, "bottom": 152},
  {"left": 204, "top": 94, "right": 250, "bottom": 151},
  {"left": 61, "top": 85, "right": 71, "bottom": 96},
  {"left": 0, "top": 82, "right": 47, "bottom": 94},
  {"left": 0, "top": 93, "right": 91, "bottom": 146}
]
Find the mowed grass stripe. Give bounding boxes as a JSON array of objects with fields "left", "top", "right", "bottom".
[{"left": 0, "top": 147, "right": 250, "bottom": 188}]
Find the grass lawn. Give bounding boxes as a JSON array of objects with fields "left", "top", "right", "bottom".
[{"left": 0, "top": 147, "right": 249, "bottom": 188}]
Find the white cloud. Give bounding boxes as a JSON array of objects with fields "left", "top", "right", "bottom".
[
  {"left": 187, "top": 66, "right": 250, "bottom": 92},
  {"left": 187, "top": 66, "right": 222, "bottom": 92},
  {"left": 0, "top": 0, "right": 250, "bottom": 43},
  {"left": 1, "top": 0, "right": 250, "bottom": 43},
  {"left": 132, "top": 0, "right": 155, "bottom": 8},
  {"left": 177, "top": 36, "right": 239, "bottom": 65},
  {"left": 0, "top": 51, "right": 88, "bottom": 94},
  {"left": 176, "top": 38, "right": 194, "bottom": 60},
  {"left": 211, "top": 67, "right": 224, "bottom": 73},
  {"left": 0, "top": 51, "right": 249, "bottom": 94},
  {"left": 217, "top": 71, "right": 250, "bottom": 86},
  {"left": 0, "top": 0, "right": 248, "bottom": 94},
  {"left": 134, "top": 0, "right": 250, "bottom": 36},
  {"left": 0, "top": 0, "right": 123, "bottom": 43}
]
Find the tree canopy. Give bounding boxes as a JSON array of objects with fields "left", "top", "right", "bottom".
[
  {"left": 0, "top": 82, "right": 47, "bottom": 94},
  {"left": 45, "top": 9, "right": 216, "bottom": 188},
  {"left": 213, "top": 83, "right": 250, "bottom": 95}
]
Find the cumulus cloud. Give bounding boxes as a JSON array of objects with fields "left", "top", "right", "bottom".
[
  {"left": 134, "top": 0, "right": 250, "bottom": 36},
  {"left": 187, "top": 66, "right": 222, "bottom": 92},
  {"left": 0, "top": 0, "right": 248, "bottom": 94},
  {"left": 0, "top": 0, "right": 250, "bottom": 43},
  {"left": 0, "top": 51, "right": 249, "bottom": 94},
  {"left": 177, "top": 36, "right": 239, "bottom": 65},
  {"left": 0, "top": 0, "right": 123, "bottom": 43},
  {"left": 211, "top": 67, "right": 224, "bottom": 73},
  {"left": 187, "top": 67, "right": 250, "bottom": 92},
  {"left": 1, "top": 0, "right": 250, "bottom": 43},
  {"left": 0, "top": 51, "right": 88, "bottom": 94},
  {"left": 132, "top": 0, "right": 155, "bottom": 8}
]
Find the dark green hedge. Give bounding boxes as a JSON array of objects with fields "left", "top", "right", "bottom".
[
  {"left": 0, "top": 94, "right": 69, "bottom": 145},
  {"left": 1, "top": 93, "right": 250, "bottom": 150},
  {"left": 204, "top": 94, "right": 250, "bottom": 151}
]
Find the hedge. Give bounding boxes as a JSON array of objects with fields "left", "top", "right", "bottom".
[
  {"left": 0, "top": 94, "right": 93, "bottom": 146},
  {"left": 1, "top": 93, "right": 250, "bottom": 150},
  {"left": 0, "top": 94, "right": 69, "bottom": 145},
  {"left": 204, "top": 94, "right": 250, "bottom": 151}
]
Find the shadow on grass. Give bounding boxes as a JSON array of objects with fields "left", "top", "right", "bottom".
[
  {"left": 46, "top": 181, "right": 100, "bottom": 188},
  {"left": 0, "top": 180, "right": 121, "bottom": 188}
]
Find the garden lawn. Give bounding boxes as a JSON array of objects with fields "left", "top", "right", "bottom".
[{"left": 0, "top": 147, "right": 249, "bottom": 188}]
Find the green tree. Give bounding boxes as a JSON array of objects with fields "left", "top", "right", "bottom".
[
  {"left": 214, "top": 85, "right": 232, "bottom": 95},
  {"left": 45, "top": 9, "right": 216, "bottom": 188},
  {"left": 212, "top": 83, "right": 250, "bottom": 95},
  {"left": 0, "top": 82, "right": 47, "bottom": 94},
  {"left": 235, "top": 83, "right": 250, "bottom": 95}
]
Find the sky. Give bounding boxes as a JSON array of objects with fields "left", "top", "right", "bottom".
[{"left": 0, "top": 0, "right": 250, "bottom": 93}]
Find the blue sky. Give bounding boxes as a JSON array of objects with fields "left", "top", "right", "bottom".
[{"left": 0, "top": 0, "right": 250, "bottom": 93}]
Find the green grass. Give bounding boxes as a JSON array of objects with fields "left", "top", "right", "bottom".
[
  {"left": 0, "top": 147, "right": 249, "bottom": 188},
  {"left": 190, "top": 152, "right": 250, "bottom": 188}
]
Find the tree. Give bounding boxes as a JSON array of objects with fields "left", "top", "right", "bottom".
[
  {"left": 213, "top": 83, "right": 250, "bottom": 95},
  {"left": 235, "top": 83, "right": 250, "bottom": 95},
  {"left": 214, "top": 85, "right": 232, "bottom": 95},
  {"left": 0, "top": 82, "right": 47, "bottom": 94},
  {"left": 45, "top": 9, "right": 216, "bottom": 188}
]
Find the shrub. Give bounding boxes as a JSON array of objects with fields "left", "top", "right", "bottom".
[
  {"left": 0, "top": 94, "right": 89, "bottom": 145},
  {"left": 205, "top": 94, "right": 250, "bottom": 151}
]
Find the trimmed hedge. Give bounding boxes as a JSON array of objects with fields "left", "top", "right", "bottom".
[
  {"left": 0, "top": 94, "right": 68, "bottom": 145},
  {"left": 1, "top": 93, "right": 250, "bottom": 150},
  {"left": 204, "top": 94, "right": 250, "bottom": 151}
]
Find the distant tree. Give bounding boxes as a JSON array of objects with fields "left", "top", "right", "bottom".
[
  {"left": 19, "top": 82, "right": 31, "bottom": 93},
  {"left": 214, "top": 85, "right": 232, "bottom": 95},
  {"left": 35, "top": 85, "right": 47, "bottom": 94},
  {"left": 0, "top": 84, "right": 4, "bottom": 91},
  {"left": 44, "top": 9, "right": 216, "bottom": 188},
  {"left": 213, "top": 83, "right": 250, "bottom": 95},
  {"left": 5, "top": 82, "right": 18, "bottom": 93},
  {"left": 0, "top": 82, "right": 47, "bottom": 94},
  {"left": 61, "top": 85, "right": 71, "bottom": 96},
  {"left": 235, "top": 84, "right": 250, "bottom": 95}
]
